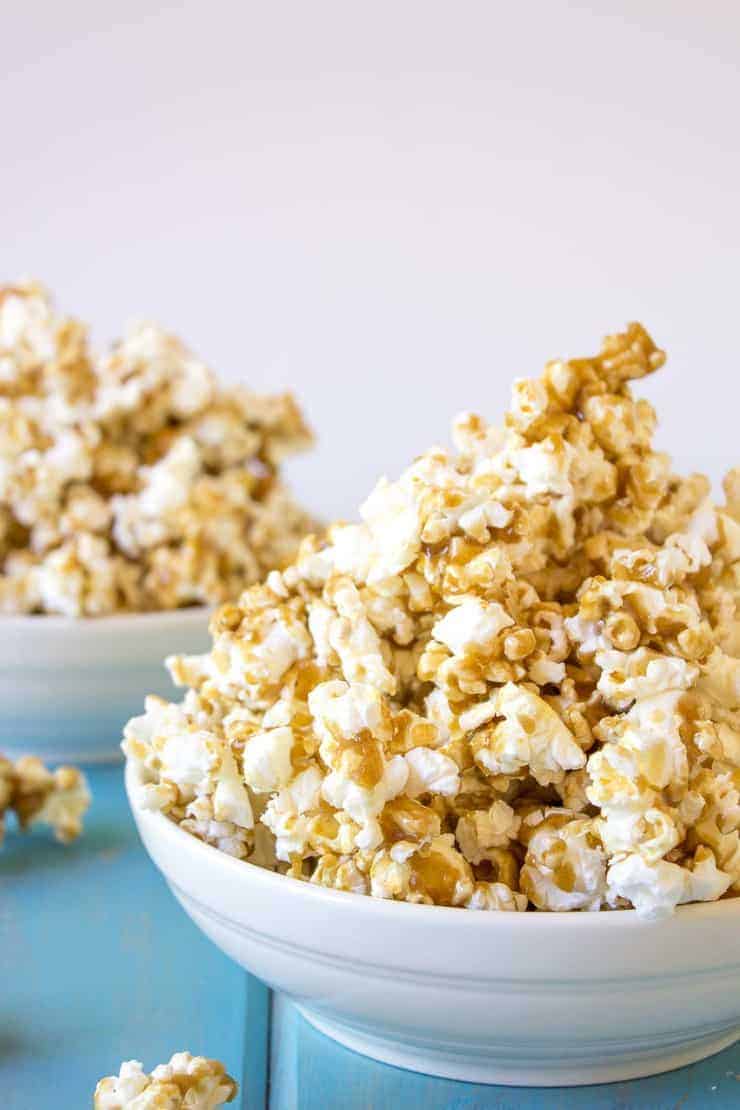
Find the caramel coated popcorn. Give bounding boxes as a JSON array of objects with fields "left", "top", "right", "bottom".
[
  {"left": 0, "top": 281, "right": 315, "bottom": 615},
  {"left": 125, "top": 323, "right": 740, "bottom": 919},
  {"left": 94, "top": 1053, "right": 237, "bottom": 1109},
  {"left": 0, "top": 754, "right": 90, "bottom": 845}
]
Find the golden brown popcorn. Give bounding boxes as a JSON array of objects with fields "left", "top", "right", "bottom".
[
  {"left": 125, "top": 322, "right": 740, "bottom": 919},
  {"left": 94, "top": 1053, "right": 237, "bottom": 1109},
  {"left": 0, "top": 282, "right": 315, "bottom": 615},
  {"left": 0, "top": 754, "right": 90, "bottom": 845}
]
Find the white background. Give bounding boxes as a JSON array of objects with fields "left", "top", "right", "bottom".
[{"left": 3, "top": 1, "right": 738, "bottom": 520}]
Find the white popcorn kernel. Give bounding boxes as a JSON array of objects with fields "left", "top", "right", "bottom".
[
  {"left": 309, "top": 681, "right": 387, "bottom": 744},
  {"left": 521, "top": 814, "right": 606, "bottom": 912},
  {"left": 564, "top": 615, "right": 609, "bottom": 656},
  {"left": 684, "top": 847, "right": 732, "bottom": 904},
  {"left": 457, "top": 697, "right": 499, "bottom": 733},
  {"left": 370, "top": 853, "right": 412, "bottom": 900},
  {"left": 433, "top": 597, "right": 514, "bottom": 656},
  {"left": 596, "top": 649, "right": 698, "bottom": 709},
  {"left": 472, "top": 682, "right": 585, "bottom": 786},
  {"left": 458, "top": 500, "right": 512, "bottom": 542},
  {"left": 466, "top": 882, "right": 528, "bottom": 912},
  {"left": 606, "top": 854, "right": 689, "bottom": 920},
  {"left": 286, "top": 765, "right": 324, "bottom": 814},
  {"left": 509, "top": 376, "right": 550, "bottom": 431},
  {"left": 528, "top": 657, "right": 566, "bottom": 685},
  {"left": 133, "top": 437, "right": 200, "bottom": 524},
  {"left": 210, "top": 612, "right": 313, "bottom": 701},
  {"left": 321, "top": 755, "right": 409, "bottom": 825},
  {"left": 354, "top": 817, "right": 383, "bottom": 851},
  {"left": 511, "top": 438, "right": 574, "bottom": 497},
  {"left": 588, "top": 690, "right": 689, "bottom": 811},
  {"left": 325, "top": 580, "right": 396, "bottom": 692},
  {"left": 307, "top": 599, "right": 336, "bottom": 668},
  {"left": 425, "top": 688, "right": 456, "bottom": 741},
  {"left": 597, "top": 807, "right": 679, "bottom": 863},
  {"left": 404, "top": 747, "right": 460, "bottom": 798},
  {"left": 94, "top": 1059, "right": 149, "bottom": 1107},
  {"left": 360, "top": 477, "right": 421, "bottom": 581},
  {"left": 242, "top": 727, "right": 294, "bottom": 794}
]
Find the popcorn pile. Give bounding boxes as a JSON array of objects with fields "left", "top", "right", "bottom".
[
  {"left": 94, "top": 1053, "right": 237, "bottom": 1109},
  {"left": 0, "top": 281, "right": 315, "bottom": 615},
  {"left": 0, "top": 754, "right": 90, "bottom": 845},
  {"left": 125, "top": 323, "right": 740, "bottom": 919}
]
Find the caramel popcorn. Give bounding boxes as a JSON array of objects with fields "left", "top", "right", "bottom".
[
  {"left": 94, "top": 1053, "right": 237, "bottom": 1109},
  {"left": 0, "top": 754, "right": 90, "bottom": 845},
  {"left": 0, "top": 281, "right": 315, "bottom": 615},
  {"left": 125, "top": 323, "right": 740, "bottom": 919}
]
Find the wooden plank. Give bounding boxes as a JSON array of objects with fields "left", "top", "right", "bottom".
[
  {"left": 1, "top": 766, "right": 248, "bottom": 1108},
  {"left": 269, "top": 993, "right": 298, "bottom": 1110},
  {"left": 243, "top": 975, "right": 271, "bottom": 1109}
]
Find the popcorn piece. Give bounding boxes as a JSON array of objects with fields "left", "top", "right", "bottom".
[
  {"left": 605, "top": 852, "right": 730, "bottom": 921},
  {"left": 0, "top": 282, "right": 315, "bottom": 615},
  {"left": 0, "top": 754, "right": 90, "bottom": 845},
  {"left": 321, "top": 755, "right": 409, "bottom": 850},
  {"left": 456, "top": 800, "right": 521, "bottom": 864},
  {"left": 470, "top": 683, "right": 585, "bottom": 787},
  {"left": 596, "top": 649, "right": 698, "bottom": 710},
  {"left": 261, "top": 765, "right": 325, "bottom": 861},
  {"left": 94, "top": 1053, "right": 237, "bottom": 1109},
  {"left": 404, "top": 747, "right": 460, "bottom": 798},
  {"left": 370, "top": 834, "right": 475, "bottom": 906},
  {"left": 521, "top": 812, "right": 606, "bottom": 912},
  {"left": 466, "top": 882, "right": 528, "bottom": 912},
  {"left": 242, "top": 727, "right": 295, "bottom": 793},
  {"left": 432, "top": 598, "right": 514, "bottom": 656},
  {"left": 123, "top": 695, "right": 254, "bottom": 835},
  {"left": 124, "top": 321, "right": 740, "bottom": 919}
]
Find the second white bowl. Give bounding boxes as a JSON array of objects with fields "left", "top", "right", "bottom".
[{"left": 1, "top": 608, "right": 210, "bottom": 762}]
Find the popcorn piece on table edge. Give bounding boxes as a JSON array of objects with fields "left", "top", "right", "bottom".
[{"left": 93, "top": 1052, "right": 238, "bottom": 1109}]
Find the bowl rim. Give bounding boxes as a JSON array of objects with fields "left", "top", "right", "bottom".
[
  {"left": 1, "top": 605, "right": 211, "bottom": 634},
  {"left": 125, "top": 759, "right": 740, "bottom": 929}
]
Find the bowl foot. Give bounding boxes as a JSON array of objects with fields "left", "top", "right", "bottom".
[{"left": 296, "top": 1006, "right": 739, "bottom": 1087}]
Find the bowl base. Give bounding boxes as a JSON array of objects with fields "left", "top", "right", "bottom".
[{"left": 296, "top": 1006, "right": 739, "bottom": 1087}]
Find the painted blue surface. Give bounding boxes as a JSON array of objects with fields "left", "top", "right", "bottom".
[
  {"left": 1, "top": 766, "right": 249, "bottom": 1109},
  {"left": 3, "top": 766, "right": 739, "bottom": 1108}
]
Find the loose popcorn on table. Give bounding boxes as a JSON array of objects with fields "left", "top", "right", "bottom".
[
  {"left": 0, "top": 281, "right": 315, "bottom": 615},
  {"left": 125, "top": 322, "right": 740, "bottom": 919},
  {"left": 0, "top": 754, "right": 90, "bottom": 845},
  {"left": 94, "top": 1053, "right": 237, "bottom": 1109}
]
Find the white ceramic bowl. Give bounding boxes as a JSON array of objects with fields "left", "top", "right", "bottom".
[
  {"left": 1, "top": 609, "right": 210, "bottom": 763},
  {"left": 126, "top": 762, "right": 740, "bottom": 1087}
]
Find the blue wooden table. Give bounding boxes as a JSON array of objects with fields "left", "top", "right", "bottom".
[{"left": 3, "top": 766, "right": 740, "bottom": 1109}]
